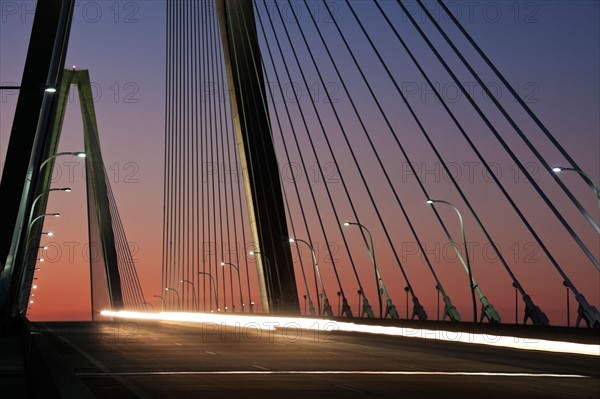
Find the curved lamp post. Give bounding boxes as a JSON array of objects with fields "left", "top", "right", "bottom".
[
  {"left": 287, "top": 240, "right": 316, "bottom": 316},
  {"left": 198, "top": 271, "right": 219, "bottom": 312},
  {"left": 22, "top": 188, "right": 70, "bottom": 272},
  {"left": 552, "top": 166, "right": 600, "bottom": 210},
  {"left": 39, "top": 151, "right": 86, "bottom": 172},
  {"left": 427, "top": 199, "right": 500, "bottom": 323},
  {"left": 289, "top": 238, "right": 333, "bottom": 316},
  {"left": 153, "top": 295, "right": 166, "bottom": 312},
  {"left": 222, "top": 262, "right": 245, "bottom": 313},
  {"left": 29, "top": 213, "right": 61, "bottom": 229},
  {"left": 427, "top": 199, "right": 477, "bottom": 322},
  {"left": 221, "top": 262, "right": 246, "bottom": 313},
  {"left": 165, "top": 287, "right": 181, "bottom": 311},
  {"left": 179, "top": 280, "right": 197, "bottom": 312},
  {"left": 343, "top": 222, "right": 398, "bottom": 319}
]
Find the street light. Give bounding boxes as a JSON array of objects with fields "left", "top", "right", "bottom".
[
  {"left": 198, "top": 271, "right": 218, "bottom": 312},
  {"left": 343, "top": 221, "right": 398, "bottom": 319},
  {"left": 552, "top": 166, "right": 600, "bottom": 209},
  {"left": 178, "top": 280, "right": 197, "bottom": 312},
  {"left": 30, "top": 213, "right": 60, "bottom": 223},
  {"left": 435, "top": 285, "right": 440, "bottom": 320},
  {"left": 164, "top": 287, "right": 181, "bottom": 310},
  {"left": 39, "top": 151, "right": 86, "bottom": 172},
  {"left": 153, "top": 295, "right": 166, "bottom": 312},
  {"left": 563, "top": 280, "right": 571, "bottom": 327},
  {"left": 23, "top": 188, "right": 70, "bottom": 264},
  {"left": 288, "top": 239, "right": 316, "bottom": 316},
  {"left": 222, "top": 262, "right": 245, "bottom": 313},
  {"left": 30, "top": 188, "right": 71, "bottom": 216},
  {"left": 512, "top": 282, "right": 519, "bottom": 325},
  {"left": 404, "top": 287, "right": 410, "bottom": 318},
  {"left": 28, "top": 213, "right": 60, "bottom": 232},
  {"left": 426, "top": 199, "right": 500, "bottom": 323},
  {"left": 427, "top": 199, "right": 478, "bottom": 322}
]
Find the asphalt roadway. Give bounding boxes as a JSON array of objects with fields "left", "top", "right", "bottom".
[{"left": 32, "top": 320, "right": 599, "bottom": 398}]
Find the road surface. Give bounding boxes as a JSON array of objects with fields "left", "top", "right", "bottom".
[{"left": 33, "top": 320, "right": 599, "bottom": 398}]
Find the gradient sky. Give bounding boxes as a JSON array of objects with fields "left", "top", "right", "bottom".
[{"left": 0, "top": 0, "right": 598, "bottom": 324}]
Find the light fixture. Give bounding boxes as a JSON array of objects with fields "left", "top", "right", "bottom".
[
  {"left": 44, "top": 87, "right": 57, "bottom": 93},
  {"left": 33, "top": 285, "right": 38, "bottom": 289},
  {"left": 73, "top": 152, "right": 87, "bottom": 158},
  {"left": 426, "top": 199, "right": 435, "bottom": 204},
  {"left": 343, "top": 222, "right": 350, "bottom": 226},
  {"left": 289, "top": 238, "right": 295, "bottom": 243},
  {"left": 552, "top": 166, "right": 563, "bottom": 173}
]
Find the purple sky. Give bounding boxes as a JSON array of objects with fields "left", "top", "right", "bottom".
[{"left": 0, "top": 1, "right": 598, "bottom": 324}]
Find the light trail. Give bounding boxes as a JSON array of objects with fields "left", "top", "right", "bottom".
[{"left": 100, "top": 310, "right": 600, "bottom": 357}]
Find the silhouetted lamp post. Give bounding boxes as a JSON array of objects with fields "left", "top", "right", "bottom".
[
  {"left": 153, "top": 295, "right": 166, "bottom": 312},
  {"left": 563, "top": 280, "right": 571, "bottom": 327},
  {"left": 179, "top": 280, "right": 197, "bottom": 311},
  {"left": 221, "top": 262, "right": 244, "bottom": 313},
  {"left": 165, "top": 287, "right": 181, "bottom": 310},
  {"left": 427, "top": 199, "right": 477, "bottom": 323},
  {"left": 552, "top": 166, "right": 600, "bottom": 210},
  {"left": 198, "top": 271, "right": 218, "bottom": 312}
]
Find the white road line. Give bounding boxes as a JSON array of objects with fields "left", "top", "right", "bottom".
[
  {"left": 205, "top": 351, "right": 216, "bottom": 355},
  {"left": 77, "top": 370, "right": 590, "bottom": 378},
  {"left": 252, "top": 364, "right": 270, "bottom": 371},
  {"left": 43, "top": 325, "right": 153, "bottom": 399},
  {"left": 332, "top": 384, "right": 366, "bottom": 394},
  {"left": 174, "top": 343, "right": 182, "bottom": 346}
]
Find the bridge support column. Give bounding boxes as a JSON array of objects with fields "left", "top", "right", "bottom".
[
  {"left": 0, "top": 0, "right": 75, "bottom": 330},
  {"left": 216, "top": 0, "right": 299, "bottom": 314}
]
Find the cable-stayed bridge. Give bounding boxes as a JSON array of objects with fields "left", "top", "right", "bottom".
[{"left": 0, "top": 0, "right": 598, "bottom": 397}]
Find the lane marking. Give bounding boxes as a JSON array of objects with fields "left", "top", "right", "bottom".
[
  {"left": 77, "top": 370, "right": 590, "bottom": 378},
  {"left": 205, "top": 351, "right": 216, "bottom": 355},
  {"left": 332, "top": 384, "right": 366, "bottom": 394},
  {"left": 174, "top": 343, "right": 182, "bottom": 346},
  {"left": 252, "top": 364, "right": 270, "bottom": 371},
  {"left": 40, "top": 324, "right": 153, "bottom": 399}
]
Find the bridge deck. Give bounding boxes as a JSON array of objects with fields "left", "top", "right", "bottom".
[{"left": 29, "top": 320, "right": 599, "bottom": 398}]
